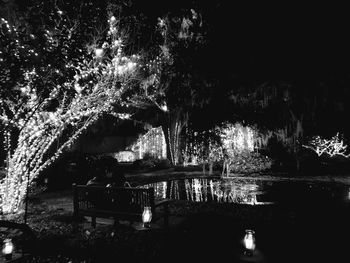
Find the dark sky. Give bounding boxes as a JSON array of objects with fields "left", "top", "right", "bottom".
[
  {"left": 135, "top": 1, "right": 350, "bottom": 81},
  {"left": 209, "top": 5, "right": 350, "bottom": 80},
  {"left": 139, "top": 0, "right": 346, "bottom": 83}
]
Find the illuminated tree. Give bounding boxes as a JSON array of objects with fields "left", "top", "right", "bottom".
[
  {"left": 182, "top": 128, "right": 222, "bottom": 174},
  {"left": 302, "top": 133, "right": 350, "bottom": 158},
  {"left": 0, "top": 7, "right": 157, "bottom": 215},
  {"left": 138, "top": 8, "right": 210, "bottom": 165}
]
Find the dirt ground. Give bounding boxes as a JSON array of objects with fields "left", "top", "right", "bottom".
[{"left": 3, "top": 170, "right": 350, "bottom": 262}]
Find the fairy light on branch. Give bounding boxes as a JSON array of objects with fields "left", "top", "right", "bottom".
[
  {"left": 0, "top": 13, "right": 159, "bottom": 215},
  {"left": 302, "top": 133, "right": 350, "bottom": 158},
  {"left": 130, "top": 127, "right": 167, "bottom": 159}
]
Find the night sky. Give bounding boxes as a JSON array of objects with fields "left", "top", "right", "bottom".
[
  {"left": 221, "top": 7, "right": 350, "bottom": 81},
  {"left": 133, "top": 1, "right": 350, "bottom": 80}
]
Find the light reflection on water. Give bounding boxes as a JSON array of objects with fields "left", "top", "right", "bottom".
[
  {"left": 141, "top": 178, "right": 272, "bottom": 205},
  {"left": 140, "top": 178, "right": 350, "bottom": 205}
]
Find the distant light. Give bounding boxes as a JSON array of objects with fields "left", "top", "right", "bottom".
[
  {"left": 95, "top": 48, "right": 103, "bottom": 57},
  {"left": 158, "top": 18, "right": 165, "bottom": 27},
  {"left": 114, "top": 151, "right": 135, "bottom": 162},
  {"left": 116, "top": 113, "right": 131, "bottom": 120},
  {"left": 110, "top": 16, "right": 116, "bottom": 22},
  {"left": 128, "top": 61, "right": 136, "bottom": 69}
]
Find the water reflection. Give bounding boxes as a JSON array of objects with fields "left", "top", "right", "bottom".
[{"left": 141, "top": 178, "right": 272, "bottom": 205}]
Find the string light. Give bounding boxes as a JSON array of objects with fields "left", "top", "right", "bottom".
[
  {"left": 303, "top": 133, "right": 350, "bottom": 158},
  {"left": 0, "top": 15, "right": 161, "bottom": 215},
  {"left": 130, "top": 127, "right": 166, "bottom": 160},
  {"left": 182, "top": 123, "right": 272, "bottom": 174}
]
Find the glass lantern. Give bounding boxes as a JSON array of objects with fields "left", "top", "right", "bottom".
[
  {"left": 243, "top": 229, "right": 256, "bottom": 256},
  {"left": 142, "top": 206, "right": 152, "bottom": 228},
  {"left": 2, "top": 238, "right": 14, "bottom": 260}
]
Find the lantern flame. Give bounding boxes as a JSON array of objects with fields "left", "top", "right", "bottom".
[
  {"left": 2, "top": 239, "right": 14, "bottom": 256},
  {"left": 243, "top": 229, "right": 256, "bottom": 255},
  {"left": 142, "top": 206, "right": 152, "bottom": 227}
]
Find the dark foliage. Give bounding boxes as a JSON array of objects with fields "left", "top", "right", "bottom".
[{"left": 132, "top": 153, "right": 171, "bottom": 171}]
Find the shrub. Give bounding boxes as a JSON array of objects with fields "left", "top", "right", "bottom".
[
  {"left": 228, "top": 152, "right": 272, "bottom": 173},
  {"left": 154, "top": 158, "right": 171, "bottom": 169}
]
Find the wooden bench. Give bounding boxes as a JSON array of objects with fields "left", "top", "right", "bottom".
[{"left": 72, "top": 184, "right": 170, "bottom": 228}]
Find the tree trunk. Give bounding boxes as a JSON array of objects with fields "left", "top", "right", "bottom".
[
  {"left": 0, "top": 117, "right": 95, "bottom": 215},
  {"left": 289, "top": 111, "right": 304, "bottom": 172},
  {"left": 161, "top": 109, "right": 188, "bottom": 165},
  {"left": 209, "top": 161, "right": 213, "bottom": 175}
]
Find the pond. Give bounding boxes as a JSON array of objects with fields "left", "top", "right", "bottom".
[{"left": 140, "top": 177, "right": 350, "bottom": 205}]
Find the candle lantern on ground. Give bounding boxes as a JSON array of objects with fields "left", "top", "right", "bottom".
[
  {"left": 243, "top": 229, "right": 256, "bottom": 256},
  {"left": 142, "top": 206, "right": 152, "bottom": 228},
  {"left": 2, "top": 238, "right": 14, "bottom": 260}
]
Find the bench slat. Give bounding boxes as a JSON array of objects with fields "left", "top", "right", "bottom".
[{"left": 72, "top": 184, "right": 169, "bottom": 228}]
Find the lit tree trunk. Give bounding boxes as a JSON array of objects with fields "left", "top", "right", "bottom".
[
  {"left": 0, "top": 16, "right": 156, "bottom": 215},
  {"left": 161, "top": 109, "right": 188, "bottom": 165},
  {"left": 1, "top": 93, "right": 139, "bottom": 215},
  {"left": 0, "top": 112, "right": 98, "bottom": 214}
]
